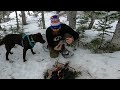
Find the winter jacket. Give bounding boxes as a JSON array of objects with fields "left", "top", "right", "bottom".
[{"left": 46, "top": 23, "right": 79, "bottom": 48}]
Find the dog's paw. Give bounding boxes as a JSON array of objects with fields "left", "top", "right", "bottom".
[
  {"left": 9, "top": 60, "right": 14, "bottom": 63},
  {"left": 32, "top": 52, "right": 36, "bottom": 54},
  {"left": 23, "top": 59, "right": 27, "bottom": 62},
  {"left": 10, "top": 52, "right": 13, "bottom": 54},
  {"left": 6, "top": 59, "right": 9, "bottom": 61}
]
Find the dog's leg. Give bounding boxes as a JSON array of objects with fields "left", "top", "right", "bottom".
[
  {"left": 5, "top": 45, "right": 13, "bottom": 61},
  {"left": 23, "top": 48, "right": 28, "bottom": 62},
  {"left": 31, "top": 48, "right": 36, "bottom": 54},
  {"left": 6, "top": 51, "right": 10, "bottom": 60},
  {"left": 10, "top": 52, "right": 13, "bottom": 54}
]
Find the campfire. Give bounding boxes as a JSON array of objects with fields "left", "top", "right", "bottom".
[{"left": 43, "top": 61, "right": 81, "bottom": 79}]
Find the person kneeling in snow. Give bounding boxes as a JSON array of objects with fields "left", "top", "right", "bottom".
[{"left": 45, "top": 15, "right": 79, "bottom": 58}]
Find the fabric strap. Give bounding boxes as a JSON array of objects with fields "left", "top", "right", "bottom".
[{"left": 21, "top": 33, "right": 35, "bottom": 48}]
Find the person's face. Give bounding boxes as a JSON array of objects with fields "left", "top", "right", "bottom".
[
  {"left": 65, "top": 37, "right": 74, "bottom": 44},
  {"left": 51, "top": 19, "right": 60, "bottom": 23},
  {"left": 52, "top": 27, "right": 61, "bottom": 32}
]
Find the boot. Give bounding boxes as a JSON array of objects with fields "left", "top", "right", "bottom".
[{"left": 60, "top": 44, "right": 74, "bottom": 58}]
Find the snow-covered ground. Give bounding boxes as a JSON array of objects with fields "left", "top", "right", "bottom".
[{"left": 0, "top": 11, "right": 120, "bottom": 79}]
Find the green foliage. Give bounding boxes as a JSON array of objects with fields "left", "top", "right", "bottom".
[
  {"left": 107, "top": 11, "right": 120, "bottom": 20},
  {"left": 94, "top": 15, "right": 113, "bottom": 32},
  {"left": 86, "top": 37, "right": 120, "bottom": 53},
  {"left": 87, "top": 38, "right": 105, "bottom": 53},
  {"left": 93, "top": 12, "right": 115, "bottom": 49},
  {"left": 100, "top": 41, "right": 120, "bottom": 53},
  {"left": 0, "top": 11, "right": 11, "bottom": 23},
  {"left": 76, "top": 25, "right": 88, "bottom": 34},
  {"left": 84, "top": 11, "right": 107, "bottom": 19},
  {"left": 6, "top": 25, "right": 24, "bottom": 34},
  {"left": 78, "top": 19, "right": 88, "bottom": 24}
]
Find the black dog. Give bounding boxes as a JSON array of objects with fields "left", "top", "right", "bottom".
[{"left": 0, "top": 33, "right": 45, "bottom": 62}]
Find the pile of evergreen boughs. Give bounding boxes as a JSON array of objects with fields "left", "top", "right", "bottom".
[{"left": 43, "top": 61, "right": 81, "bottom": 79}]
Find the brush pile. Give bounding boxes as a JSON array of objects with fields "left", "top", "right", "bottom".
[{"left": 44, "top": 61, "right": 81, "bottom": 79}]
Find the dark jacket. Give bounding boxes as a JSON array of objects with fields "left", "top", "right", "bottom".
[{"left": 46, "top": 23, "right": 79, "bottom": 48}]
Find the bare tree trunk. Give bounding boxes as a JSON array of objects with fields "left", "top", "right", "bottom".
[
  {"left": 56, "top": 11, "right": 60, "bottom": 14},
  {"left": 0, "top": 25, "right": 2, "bottom": 29},
  {"left": 88, "top": 11, "right": 95, "bottom": 29},
  {"left": 21, "top": 11, "right": 27, "bottom": 25},
  {"left": 15, "top": 11, "right": 19, "bottom": 31},
  {"left": 2, "top": 11, "right": 5, "bottom": 22},
  {"left": 0, "top": 19, "right": 1, "bottom": 23},
  {"left": 41, "top": 11, "right": 46, "bottom": 29},
  {"left": 58, "top": 11, "right": 66, "bottom": 17},
  {"left": 111, "top": 17, "right": 120, "bottom": 48},
  {"left": 66, "top": 11, "right": 70, "bottom": 21},
  {"left": 0, "top": 11, "right": 2, "bottom": 23},
  {"left": 33, "top": 11, "right": 38, "bottom": 17},
  {"left": 88, "top": 18, "right": 95, "bottom": 29},
  {"left": 67, "top": 11, "right": 77, "bottom": 30},
  {"left": 6, "top": 11, "right": 10, "bottom": 19},
  {"left": 27, "top": 11, "right": 31, "bottom": 16}
]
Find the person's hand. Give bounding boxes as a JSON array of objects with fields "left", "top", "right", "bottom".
[
  {"left": 65, "top": 37, "right": 74, "bottom": 44},
  {"left": 54, "top": 43, "right": 63, "bottom": 51}
]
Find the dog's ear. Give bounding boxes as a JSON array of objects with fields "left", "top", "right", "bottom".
[
  {"left": 36, "top": 33, "right": 42, "bottom": 36},
  {"left": 35, "top": 33, "right": 43, "bottom": 38}
]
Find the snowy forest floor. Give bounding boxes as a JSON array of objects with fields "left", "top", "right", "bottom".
[{"left": 0, "top": 11, "right": 120, "bottom": 79}]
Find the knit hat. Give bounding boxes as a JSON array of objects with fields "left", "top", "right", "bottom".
[{"left": 50, "top": 15, "right": 61, "bottom": 29}]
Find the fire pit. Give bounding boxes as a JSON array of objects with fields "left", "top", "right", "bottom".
[{"left": 43, "top": 61, "right": 81, "bottom": 79}]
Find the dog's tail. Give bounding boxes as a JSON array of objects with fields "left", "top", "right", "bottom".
[{"left": 0, "top": 39, "right": 4, "bottom": 46}]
